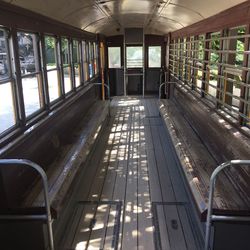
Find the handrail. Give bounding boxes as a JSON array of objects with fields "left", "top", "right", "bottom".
[
  {"left": 159, "top": 81, "right": 176, "bottom": 99},
  {"left": 0, "top": 159, "right": 54, "bottom": 250},
  {"left": 205, "top": 160, "right": 250, "bottom": 250},
  {"left": 94, "top": 82, "right": 110, "bottom": 99}
]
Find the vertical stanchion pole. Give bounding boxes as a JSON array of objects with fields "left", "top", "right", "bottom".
[{"left": 100, "top": 42, "right": 105, "bottom": 100}]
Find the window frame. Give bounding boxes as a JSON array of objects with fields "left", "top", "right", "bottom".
[
  {"left": 0, "top": 27, "right": 19, "bottom": 136},
  {"left": 60, "top": 37, "right": 73, "bottom": 95},
  {"left": 17, "top": 30, "right": 45, "bottom": 119},
  {"left": 44, "top": 34, "right": 62, "bottom": 104}
]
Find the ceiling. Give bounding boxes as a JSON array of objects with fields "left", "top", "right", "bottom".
[{"left": 3, "top": 0, "right": 247, "bottom": 36}]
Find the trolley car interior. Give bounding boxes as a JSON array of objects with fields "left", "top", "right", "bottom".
[{"left": 0, "top": 0, "right": 250, "bottom": 249}]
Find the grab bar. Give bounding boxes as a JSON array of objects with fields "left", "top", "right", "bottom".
[
  {"left": 205, "top": 160, "right": 250, "bottom": 250},
  {"left": 159, "top": 81, "right": 176, "bottom": 99},
  {"left": 94, "top": 82, "right": 110, "bottom": 99},
  {"left": 0, "top": 159, "right": 54, "bottom": 250}
]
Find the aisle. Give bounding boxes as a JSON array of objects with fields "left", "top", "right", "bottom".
[{"left": 60, "top": 96, "right": 202, "bottom": 250}]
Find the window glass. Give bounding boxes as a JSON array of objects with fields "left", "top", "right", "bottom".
[
  {"left": 0, "top": 82, "right": 15, "bottom": 134},
  {"left": 73, "top": 40, "right": 81, "bottom": 87},
  {"left": 22, "top": 75, "right": 42, "bottom": 116},
  {"left": 93, "top": 42, "right": 98, "bottom": 74},
  {"left": 126, "top": 46, "right": 143, "bottom": 68},
  {"left": 89, "top": 42, "right": 93, "bottom": 78},
  {"left": 0, "top": 29, "right": 10, "bottom": 80},
  {"left": 108, "top": 47, "right": 121, "bottom": 68},
  {"left": 63, "top": 67, "right": 72, "bottom": 93},
  {"left": 47, "top": 70, "right": 60, "bottom": 101},
  {"left": 45, "top": 36, "right": 57, "bottom": 70},
  {"left": 18, "top": 32, "right": 39, "bottom": 75},
  {"left": 148, "top": 46, "right": 161, "bottom": 68},
  {"left": 45, "top": 36, "right": 60, "bottom": 102},
  {"left": 61, "top": 38, "right": 69, "bottom": 65},
  {"left": 73, "top": 40, "right": 79, "bottom": 64},
  {"left": 0, "top": 28, "right": 16, "bottom": 134},
  {"left": 61, "top": 38, "right": 72, "bottom": 93},
  {"left": 18, "top": 32, "right": 43, "bottom": 116},
  {"left": 82, "top": 41, "right": 89, "bottom": 82}
]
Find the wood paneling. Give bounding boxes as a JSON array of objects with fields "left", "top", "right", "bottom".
[
  {"left": 171, "top": 1, "right": 250, "bottom": 39},
  {"left": 0, "top": 1, "right": 96, "bottom": 40},
  {"left": 0, "top": 86, "right": 99, "bottom": 208}
]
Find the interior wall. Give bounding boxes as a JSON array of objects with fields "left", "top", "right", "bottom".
[
  {"left": 106, "top": 34, "right": 166, "bottom": 96},
  {"left": 0, "top": 86, "right": 100, "bottom": 208}
]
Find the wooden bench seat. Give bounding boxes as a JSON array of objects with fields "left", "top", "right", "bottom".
[
  {"left": 159, "top": 88, "right": 250, "bottom": 221},
  {"left": 19, "top": 100, "right": 109, "bottom": 218}
]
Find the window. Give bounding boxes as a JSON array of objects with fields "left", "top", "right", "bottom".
[
  {"left": 17, "top": 32, "right": 43, "bottom": 117},
  {"left": 126, "top": 46, "right": 143, "bottom": 68},
  {"left": 108, "top": 47, "right": 121, "bottom": 68},
  {"left": 0, "top": 28, "right": 16, "bottom": 134},
  {"left": 148, "top": 46, "right": 161, "bottom": 68},
  {"left": 94, "top": 42, "right": 99, "bottom": 74},
  {"left": 73, "top": 40, "right": 81, "bottom": 87},
  {"left": 88, "top": 42, "right": 94, "bottom": 78},
  {"left": 45, "top": 36, "right": 61, "bottom": 102},
  {"left": 61, "top": 38, "right": 73, "bottom": 93},
  {"left": 82, "top": 41, "right": 89, "bottom": 82}
]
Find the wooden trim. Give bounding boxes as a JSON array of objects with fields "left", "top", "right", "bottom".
[
  {"left": 202, "top": 33, "right": 210, "bottom": 97},
  {"left": 0, "top": 1, "right": 96, "bottom": 40},
  {"left": 171, "top": 1, "right": 250, "bottom": 39}
]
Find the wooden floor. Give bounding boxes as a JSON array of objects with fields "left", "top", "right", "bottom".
[{"left": 59, "top": 96, "right": 203, "bottom": 250}]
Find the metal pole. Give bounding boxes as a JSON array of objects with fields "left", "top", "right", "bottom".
[{"left": 100, "top": 42, "right": 105, "bottom": 101}]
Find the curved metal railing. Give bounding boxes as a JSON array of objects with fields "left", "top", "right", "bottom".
[
  {"left": 205, "top": 160, "right": 250, "bottom": 250},
  {"left": 0, "top": 159, "right": 54, "bottom": 250},
  {"left": 94, "top": 82, "right": 110, "bottom": 100},
  {"left": 159, "top": 81, "right": 176, "bottom": 99}
]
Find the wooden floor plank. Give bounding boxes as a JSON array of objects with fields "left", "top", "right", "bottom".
[
  {"left": 72, "top": 204, "right": 97, "bottom": 249},
  {"left": 177, "top": 205, "right": 198, "bottom": 249},
  {"left": 111, "top": 106, "right": 132, "bottom": 250},
  {"left": 102, "top": 107, "right": 128, "bottom": 249},
  {"left": 156, "top": 205, "right": 171, "bottom": 250},
  {"left": 121, "top": 105, "right": 138, "bottom": 250},
  {"left": 163, "top": 205, "right": 188, "bottom": 250},
  {"left": 138, "top": 102, "right": 155, "bottom": 250},
  {"left": 150, "top": 124, "right": 176, "bottom": 202}
]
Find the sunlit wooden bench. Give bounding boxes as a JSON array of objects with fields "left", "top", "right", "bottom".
[{"left": 159, "top": 87, "right": 250, "bottom": 221}]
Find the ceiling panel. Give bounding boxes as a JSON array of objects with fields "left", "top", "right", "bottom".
[{"left": 2, "top": 0, "right": 248, "bottom": 35}]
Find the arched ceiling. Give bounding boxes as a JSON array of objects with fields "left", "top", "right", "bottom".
[{"left": 3, "top": 0, "right": 247, "bottom": 36}]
